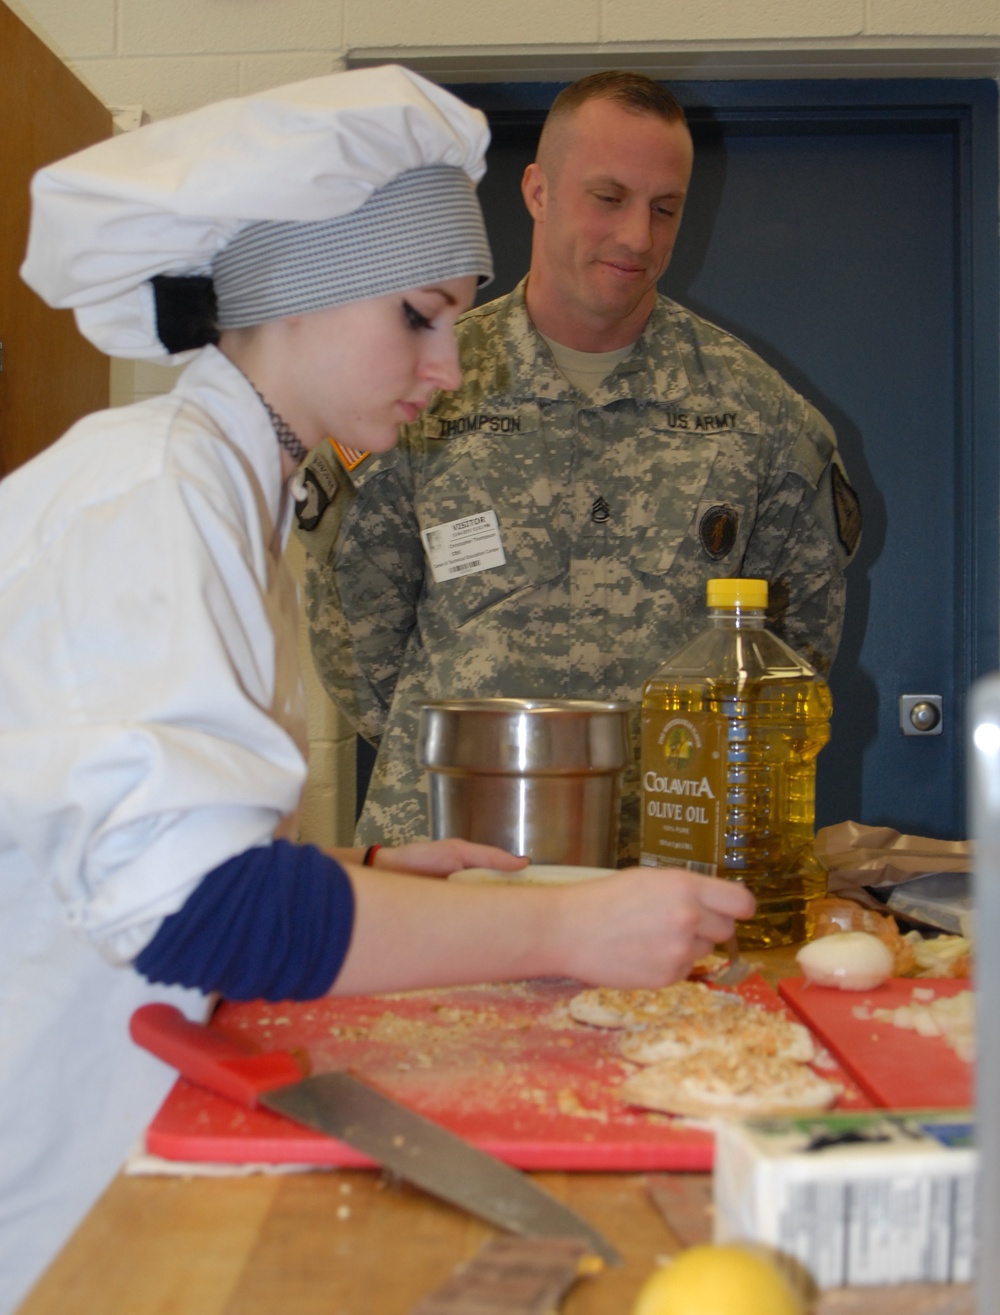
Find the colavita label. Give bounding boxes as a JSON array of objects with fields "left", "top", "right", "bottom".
[{"left": 640, "top": 711, "right": 726, "bottom": 871}]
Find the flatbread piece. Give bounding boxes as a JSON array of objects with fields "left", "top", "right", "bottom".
[{"left": 620, "top": 1049, "right": 839, "bottom": 1118}]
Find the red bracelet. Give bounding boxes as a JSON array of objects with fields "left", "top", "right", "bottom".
[{"left": 362, "top": 844, "right": 381, "bottom": 867}]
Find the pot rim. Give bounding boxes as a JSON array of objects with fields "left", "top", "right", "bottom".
[{"left": 419, "top": 697, "right": 636, "bottom": 716}]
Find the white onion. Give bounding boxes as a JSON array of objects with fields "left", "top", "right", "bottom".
[{"left": 796, "top": 931, "right": 894, "bottom": 991}]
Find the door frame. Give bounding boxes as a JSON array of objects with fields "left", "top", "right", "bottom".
[{"left": 0, "top": 0, "right": 111, "bottom": 477}]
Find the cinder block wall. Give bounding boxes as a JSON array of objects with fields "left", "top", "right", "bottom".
[
  {"left": 9, "top": 0, "right": 1000, "bottom": 847},
  {"left": 9, "top": 0, "right": 1000, "bottom": 123}
]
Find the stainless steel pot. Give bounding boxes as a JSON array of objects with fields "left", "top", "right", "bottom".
[{"left": 418, "top": 698, "right": 633, "bottom": 867}]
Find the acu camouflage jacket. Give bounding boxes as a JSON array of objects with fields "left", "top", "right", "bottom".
[{"left": 296, "top": 280, "right": 861, "bottom": 860}]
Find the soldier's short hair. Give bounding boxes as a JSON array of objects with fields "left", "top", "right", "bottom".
[
  {"left": 536, "top": 71, "right": 688, "bottom": 174},
  {"left": 546, "top": 71, "right": 686, "bottom": 127}
]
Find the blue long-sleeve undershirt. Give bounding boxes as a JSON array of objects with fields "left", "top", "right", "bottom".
[{"left": 134, "top": 839, "right": 355, "bottom": 1001}]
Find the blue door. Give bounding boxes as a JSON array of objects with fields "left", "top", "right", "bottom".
[{"left": 444, "top": 77, "right": 1000, "bottom": 840}]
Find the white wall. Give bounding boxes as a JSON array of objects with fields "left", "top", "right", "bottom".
[
  {"left": 8, "top": 0, "right": 1000, "bottom": 121},
  {"left": 9, "top": 0, "right": 1000, "bottom": 846}
]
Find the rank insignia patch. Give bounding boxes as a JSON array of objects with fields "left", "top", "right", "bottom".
[
  {"left": 698, "top": 504, "right": 739, "bottom": 560},
  {"left": 591, "top": 495, "right": 611, "bottom": 524}
]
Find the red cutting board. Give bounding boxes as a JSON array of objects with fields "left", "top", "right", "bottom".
[
  {"left": 779, "top": 977, "right": 973, "bottom": 1109},
  {"left": 144, "top": 976, "right": 869, "bottom": 1172}
]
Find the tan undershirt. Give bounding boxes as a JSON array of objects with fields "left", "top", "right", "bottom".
[{"left": 539, "top": 332, "right": 634, "bottom": 395}]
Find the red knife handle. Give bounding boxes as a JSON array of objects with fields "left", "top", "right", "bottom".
[{"left": 130, "top": 1003, "right": 304, "bottom": 1108}]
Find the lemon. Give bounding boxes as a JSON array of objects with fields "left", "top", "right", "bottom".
[{"left": 631, "top": 1244, "right": 804, "bottom": 1315}]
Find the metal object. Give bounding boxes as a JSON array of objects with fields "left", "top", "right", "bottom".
[
  {"left": 266, "top": 1074, "right": 618, "bottom": 1262},
  {"left": 708, "top": 934, "right": 754, "bottom": 987},
  {"left": 899, "top": 693, "right": 943, "bottom": 735},
  {"left": 419, "top": 698, "right": 633, "bottom": 867},
  {"left": 970, "top": 677, "right": 1000, "bottom": 1315},
  {"left": 130, "top": 1004, "right": 620, "bottom": 1265}
]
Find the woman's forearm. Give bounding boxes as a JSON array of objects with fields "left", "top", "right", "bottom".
[{"left": 330, "top": 865, "right": 754, "bottom": 997}]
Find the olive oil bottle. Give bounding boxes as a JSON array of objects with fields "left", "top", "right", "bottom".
[{"left": 640, "top": 578, "right": 831, "bottom": 949}]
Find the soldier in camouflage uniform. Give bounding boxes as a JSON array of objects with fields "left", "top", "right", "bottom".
[{"left": 297, "top": 72, "right": 862, "bottom": 861}]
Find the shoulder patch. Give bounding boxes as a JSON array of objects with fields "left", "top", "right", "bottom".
[
  {"left": 831, "top": 463, "right": 862, "bottom": 556},
  {"left": 294, "top": 467, "right": 332, "bottom": 531},
  {"left": 331, "top": 439, "right": 370, "bottom": 471},
  {"left": 294, "top": 444, "right": 340, "bottom": 532}
]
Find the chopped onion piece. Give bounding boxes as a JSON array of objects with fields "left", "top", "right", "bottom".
[
  {"left": 796, "top": 931, "right": 894, "bottom": 991},
  {"left": 913, "top": 1011, "right": 942, "bottom": 1037}
]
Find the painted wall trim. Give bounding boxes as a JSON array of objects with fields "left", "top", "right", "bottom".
[{"left": 348, "top": 43, "right": 1000, "bottom": 83}]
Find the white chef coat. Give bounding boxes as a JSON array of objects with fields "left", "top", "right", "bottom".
[{"left": 0, "top": 346, "right": 308, "bottom": 1312}]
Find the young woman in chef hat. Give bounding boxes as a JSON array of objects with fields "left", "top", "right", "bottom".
[{"left": 0, "top": 66, "right": 752, "bottom": 1309}]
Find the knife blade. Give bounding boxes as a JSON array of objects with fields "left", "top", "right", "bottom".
[{"left": 130, "top": 1003, "right": 620, "bottom": 1265}]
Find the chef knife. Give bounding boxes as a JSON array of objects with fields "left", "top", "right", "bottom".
[{"left": 130, "top": 1003, "right": 620, "bottom": 1265}]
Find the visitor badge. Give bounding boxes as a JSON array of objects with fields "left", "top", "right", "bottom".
[{"left": 421, "top": 510, "right": 506, "bottom": 583}]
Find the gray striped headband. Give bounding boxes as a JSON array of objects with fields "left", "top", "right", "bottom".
[{"left": 213, "top": 164, "right": 493, "bottom": 328}]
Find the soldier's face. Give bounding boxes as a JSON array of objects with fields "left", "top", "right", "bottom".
[
  {"left": 524, "top": 99, "right": 693, "bottom": 339},
  {"left": 276, "top": 275, "right": 477, "bottom": 453}
]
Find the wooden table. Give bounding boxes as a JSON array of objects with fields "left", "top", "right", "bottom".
[
  {"left": 19, "top": 1169, "right": 693, "bottom": 1314},
  {"left": 13, "top": 948, "right": 813, "bottom": 1315}
]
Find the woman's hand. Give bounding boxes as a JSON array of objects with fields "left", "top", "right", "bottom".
[
  {"left": 547, "top": 868, "right": 756, "bottom": 988},
  {"left": 371, "top": 839, "right": 529, "bottom": 879}
]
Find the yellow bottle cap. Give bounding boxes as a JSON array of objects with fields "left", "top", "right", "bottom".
[{"left": 707, "top": 577, "right": 768, "bottom": 609}]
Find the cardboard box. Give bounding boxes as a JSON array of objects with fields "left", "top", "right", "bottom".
[{"left": 713, "top": 1110, "right": 976, "bottom": 1287}]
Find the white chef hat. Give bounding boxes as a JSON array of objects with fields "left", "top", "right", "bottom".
[{"left": 20, "top": 65, "right": 493, "bottom": 361}]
